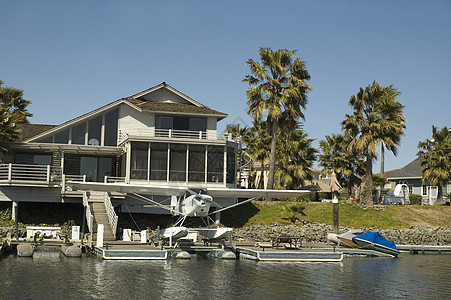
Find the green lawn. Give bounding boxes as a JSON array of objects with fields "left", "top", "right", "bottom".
[{"left": 221, "top": 201, "right": 451, "bottom": 229}]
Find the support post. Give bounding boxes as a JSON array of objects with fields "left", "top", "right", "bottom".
[
  {"left": 81, "top": 205, "right": 87, "bottom": 245},
  {"left": 13, "top": 201, "right": 19, "bottom": 241},
  {"left": 96, "top": 224, "right": 104, "bottom": 248},
  {"left": 332, "top": 196, "right": 339, "bottom": 234}
]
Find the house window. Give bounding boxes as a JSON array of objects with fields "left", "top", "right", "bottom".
[
  {"left": 131, "top": 142, "right": 148, "bottom": 180},
  {"left": 14, "top": 153, "right": 51, "bottom": 165},
  {"left": 188, "top": 145, "right": 205, "bottom": 182},
  {"left": 170, "top": 144, "right": 186, "bottom": 181},
  {"left": 37, "top": 137, "right": 52, "bottom": 143},
  {"left": 72, "top": 123, "right": 86, "bottom": 145},
  {"left": 150, "top": 143, "right": 168, "bottom": 180},
  {"left": 189, "top": 118, "right": 206, "bottom": 132},
  {"left": 155, "top": 115, "right": 206, "bottom": 137},
  {"left": 80, "top": 157, "right": 98, "bottom": 182},
  {"left": 88, "top": 116, "right": 102, "bottom": 146},
  {"left": 408, "top": 185, "right": 413, "bottom": 194},
  {"left": 54, "top": 130, "right": 69, "bottom": 144},
  {"left": 422, "top": 185, "right": 428, "bottom": 196},
  {"left": 207, "top": 145, "right": 223, "bottom": 183},
  {"left": 104, "top": 109, "right": 118, "bottom": 146}
]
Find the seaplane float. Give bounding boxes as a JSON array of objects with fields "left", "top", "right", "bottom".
[{"left": 68, "top": 181, "right": 309, "bottom": 246}]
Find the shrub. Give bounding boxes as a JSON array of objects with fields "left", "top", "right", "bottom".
[{"left": 409, "top": 194, "right": 422, "bottom": 205}]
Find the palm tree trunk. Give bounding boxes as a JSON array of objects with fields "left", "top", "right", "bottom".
[
  {"left": 364, "top": 153, "right": 373, "bottom": 205},
  {"left": 267, "top": 119, "right": 278, "bottom": 190}
]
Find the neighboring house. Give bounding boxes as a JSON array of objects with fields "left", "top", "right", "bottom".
[
  {"left": 0, "top": 83, "right": 241, "bottom": 237},
  {"left": 387, "top": 158, "right": 451, "bottom": 205}
]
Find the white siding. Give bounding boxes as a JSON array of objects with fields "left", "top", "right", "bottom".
[
  {"left": 118, "top": 104, "right": 154, "bottom": 135},
  {"left": 206, "top": 116, "right": 217, "bottom": 139}
]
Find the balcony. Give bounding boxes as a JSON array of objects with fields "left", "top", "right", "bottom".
[
  {"left": 119, "top": 128, "right": 240, "bottom": 144},
  {"left": 0, "top": 164, "right": 61, "bottom": 186}
]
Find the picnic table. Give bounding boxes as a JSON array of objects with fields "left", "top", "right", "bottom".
[{"left": 271, "top": 236, "right": 302, "bottom": 249}]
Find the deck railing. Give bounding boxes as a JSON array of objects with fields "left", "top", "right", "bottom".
[
  {"left": 82, "top": 191, "right": 94, "bottom": 234},
  {"left": 118, "top": 128, "right": 240, "bottom": 143},
  {"left": 0, "top": 163, "right": 61, "bottom": 184}
]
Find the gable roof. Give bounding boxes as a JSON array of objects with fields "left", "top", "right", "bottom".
[
  {"left": 125, "top": 98, "right": 227, "bottom": 117},
  {"left": 20, "top": 83, "right": 227, "bottom": 142},
  {"left": 131, "top": 82, "right": 204, "bottom": 107},
  {"left": 387, "top": 159, "right": 423, "bottom": 180}
]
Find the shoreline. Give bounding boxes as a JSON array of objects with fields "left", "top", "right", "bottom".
[
  {"left": 232, "top": 223, "right": 451, "bottom": 246},
  {"left": 2, "top": 223, "right": 450, "bottom": 246}
]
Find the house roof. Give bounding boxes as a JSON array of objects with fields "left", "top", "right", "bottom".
[
  {"left": 125, "top": 98, "right": 227, "bottom": 118},
  {"left": 15, "top": 123, "right": 57, "bottom": 142},
  {"left": 375, "top": 168, "right": 401, "bottom": 180},
  {"left": 19, "top": 83, "right": 227, "bottom": 142},
  {"left": 387, "top": 158, "right": 423, "bottom": 180}
]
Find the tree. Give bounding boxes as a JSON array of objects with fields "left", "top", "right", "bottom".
[
  {"left": 318, "top": 134, "right": 365, "bottom": 197},
  {"left": 0, "top": 80, "right": 32, "bottom": 154},
  {"left": 341, "top": 81, "right": 405, "bottom": 204},
  {"left": 417, "top": 126, "right": 451, "bottom": 204},
  {"left": 226, "top": 122, "right": 271, "bottom": 189},
  {"left": 275, "top": 123, "right": 316, "bottom": 189},
  {"left": 243, "top": 48, "right": 311, "bottom": 189}
]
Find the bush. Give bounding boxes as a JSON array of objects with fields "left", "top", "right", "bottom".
[{"left": 409, "top": 194, "right": 422, "bottom": 205}]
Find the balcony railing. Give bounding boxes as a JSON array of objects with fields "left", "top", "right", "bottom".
[
  {"left": 0, "top": 164, "right": 61, "bottom": 185},
  {"left": 118, "top": 128, "right": 240, "bottom": 143}
]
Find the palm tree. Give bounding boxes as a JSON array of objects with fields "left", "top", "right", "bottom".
[
  {"left": 417, "top": 126, "right": 451, "bottom": 204},
  {"left": 318, "top": 134, "right": 365, "bottom": 197},
  {"left": 275, "top": 123, "right": 316, "bottom": 189},
  {"left": 243, "top": 48, "right": 311, "bottom": 189},
  {"left": 0, "top": 80, "right": 32, "bottom": 154},
  {"left": 341, "top": 81, "right": 405, "bottom": 204}
]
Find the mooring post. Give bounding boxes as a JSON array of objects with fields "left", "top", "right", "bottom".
[
  {"left": 332, "top": 196, "right": 339, "bottom": 234},
  {"left": 13, "top": 201, "right": 19, "bottom": 242}
]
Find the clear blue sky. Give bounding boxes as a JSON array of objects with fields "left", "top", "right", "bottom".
[{"left": 1, "top": 0, "right": 450, "bottom": 173}]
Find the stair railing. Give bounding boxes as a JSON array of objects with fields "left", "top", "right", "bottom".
[
  {"left": 83, "top": 191, "right": 94, "bottom": 234},
  {"left": 104, "top": 192, "right": 118, "bottom": 239}
]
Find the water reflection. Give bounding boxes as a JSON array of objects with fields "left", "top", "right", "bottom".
[{"left": 0, "top": 252, "right": 450, "bottom": 299}]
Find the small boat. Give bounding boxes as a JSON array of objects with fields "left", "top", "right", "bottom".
[
  {"left": 159, "top": 226, "right": 188, "bottom": 240},
  {"left": 352, "top": 231, "right": 400, "bottom": 257},
  {"left": 196, "top": 227, "right": 233, "bottom": 240},
  {"left": 337, "top": 229, "right": 364, "bottom": 248}
]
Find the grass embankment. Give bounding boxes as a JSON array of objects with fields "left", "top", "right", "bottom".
[
  {"left": 1, "top": 201, "right": 450, "bottom": 230},
  {"left": 221, "top": 202, "right": 451, "bottom": 229}
]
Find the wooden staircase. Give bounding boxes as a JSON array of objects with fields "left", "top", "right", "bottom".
[{"left": 87, "top": 191, "right": 116, "bottom": 241}]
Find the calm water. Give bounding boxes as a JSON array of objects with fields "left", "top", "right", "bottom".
[{"left": 0, "top": 252, "right": 450, "bottom": 299}]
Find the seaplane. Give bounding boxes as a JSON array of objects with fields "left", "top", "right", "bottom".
[{"left": 68, "top": 181, "right": 309, "bottom": 245}]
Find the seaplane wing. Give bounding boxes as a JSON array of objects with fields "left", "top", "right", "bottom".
[
  {"left": 68, "top": 181, "right": 309, "bottom": 199},
  {"left": 68, "top": 181, "right": 187, "bottom": 196},
  {"left": 205, "top": 188, "right": 309, "bottom": 199}
]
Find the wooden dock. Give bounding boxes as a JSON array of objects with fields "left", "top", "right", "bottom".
[
  {"left": 397, "top": 245, "right": 451, "bottom": 254},
  {"left": 8, "top": 238, "right": 451, "bottom": 261}
]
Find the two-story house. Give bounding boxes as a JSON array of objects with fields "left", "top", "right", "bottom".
[{"left": 0, "top": 82, "right": 241, "bottom": 238}]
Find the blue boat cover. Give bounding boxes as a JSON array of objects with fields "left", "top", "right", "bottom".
[{"left": 352, "top": 231, "right": 399, "bottom": 251}]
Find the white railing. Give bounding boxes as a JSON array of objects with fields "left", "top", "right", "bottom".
[
  {"left": 118, "top": 129, "right": 240, "bottom": 143},
  {"left": 62, "top": 174, "right": 86, "bottom": 192},
  {"left": 104, "top": 176, "right": 126, "bottom": 183},
  {"left": 104, "top": 193, "right": 118, "bottom": 239},
  {"left": 0, "top": 164, "right": 61, "bottom": 184},
  {"left": 82, "top": 191, "right": 94, "bottom": 234}
]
